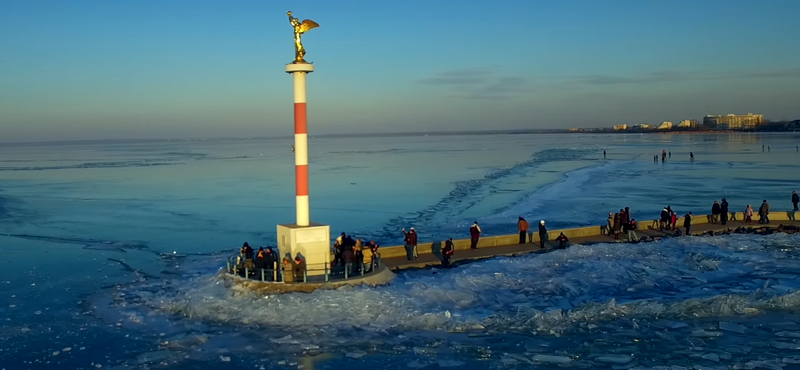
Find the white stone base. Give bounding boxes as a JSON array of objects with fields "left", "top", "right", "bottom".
[{"left": 276, "top": 223, "right": 330, "bottom": 276}]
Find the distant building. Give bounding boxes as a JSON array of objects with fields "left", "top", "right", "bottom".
[
  {"left": 677, "top": 119, "right": 699, "bottom": 128},
  {"left": 657, "top": 121, "right": 673, "bottom": 130},
  {"left": 633, "top": 124, "right": 652, "bottom": 129},
  {"left": 568, "top": 128, "right": 579, "bottom": 132},
  {"left": 703, "top": 113, "right": 764, "bottom": 130},
  {"left": 612, "top": 124, "right": 628, "bottom": 131}
]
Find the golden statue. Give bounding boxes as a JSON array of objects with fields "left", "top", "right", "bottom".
[{"left": 287, "top": 11, "right": 319, "bottom": 64}]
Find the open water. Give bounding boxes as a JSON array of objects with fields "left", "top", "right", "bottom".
[{"left": 1, "top": 132, "right": 800, "bottom": 369}]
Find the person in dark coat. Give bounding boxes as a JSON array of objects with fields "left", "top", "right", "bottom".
[
  {"left": 342, "top": 246, "right": 355, "bottom": 276},
  {"left": 555, "top": 233, "right": 569, "bottom": 248},
  {"left": 659, "top": 208, "right": 670, "bottom": 231},
  {"left": 711, "top": 201, "right": 721, "bottom": 224},
  {"left": 720, "top": 198, "right": 729, "bottom": 225},
  {"left": 683, "top": 212, "right": 692, "bottom": 235},
  {"left": 619, "top": 208, "right": 629, "bottom": 233},
  {"left": 793, "top": 191, "right": 799, "bottom": 211},
  {"left": 255, "top": 247, "right": 267, "bottom": 269},
  {"left": 624, "top": 207, "right": 632, "bottom": 230},
  {"left": 441, "top": 238, "right": 454, "bottom": 268},
  {"left": 759, "top": 199, "right": 770, "bottom": 224},
  {"left": 538, "top": 220, "right": 548, "bottom": 249},
  {"left": 264, "top": 247, "right": 277, "bottom": 280},
  {"left": 293, "top": 256, "right": 306, "bottom": 282},
  {"left": 242, "top": 242, "right": 254, "bottom": 271}
]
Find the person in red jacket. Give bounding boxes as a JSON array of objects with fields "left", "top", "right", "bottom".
[
  {"left": 469, "top": 221, "right": 482, "bottom": 249},
  {"left": 402, "top": 227, "right": 418, "bottom": 260}
]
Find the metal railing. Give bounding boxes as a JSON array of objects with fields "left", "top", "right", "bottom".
[{"left": 225, "top": 253, "right": 383, "bottom": 284}]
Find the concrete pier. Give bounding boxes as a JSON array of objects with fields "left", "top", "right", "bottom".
[{"left": 380, "top": 211, "right": 800, "bottom": 270}]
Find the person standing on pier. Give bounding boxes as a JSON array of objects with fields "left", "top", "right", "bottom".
[
  {"left": 720, "top": 198, "right": 729, "bottom": 225},
  {"left": 603, "top": 150, "right": 606, "bottom": 159},
  {"left": 627, "top": 219, "right": 639, "bottom": 242},
  {"left": 265, "top": 247, "right": 277, "bottom": 281},
  {"left": 538, "top": 220, "right": 548, "bottom": 248},
  {"left": 745, "top": 204, "right": 754, "bottom": 223},
  {"left": 619, "top": 208, "right": 629, "bottom": 232},
  {"left": 469, "top": 221, "right": 482, "bottom": 249},
  {"left": 670, "top": 209, "right": 678, "bottom": 230},
  {"left": 517, "top": 217, "right": 529, "bottom": 244},
  {"left": 759, "top": 200, "right": 770, "bottom": 224},
  {"left": 402, "top": 227, "right": 418, "bottom": 260},
  {"left": 624, "top": 207, "right": 632, "bottom": 230},
  {"left": 683, "top": 212, "right": 692, "bottom": 235},
  {"left": 690, "top": 152, "right": 694, "bottom": 161},
  {"left": 442, "top": 238, "right": 454, "bottom": 268},
  {"left": 711, "top": 201, "right": 721, "bottom": 224},
  {"left": 792, "top": 191, "right": 799, "bottom": 211}
]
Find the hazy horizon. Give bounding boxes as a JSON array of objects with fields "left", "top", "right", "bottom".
[{"left": 2, "top": 0, "right": 800, "bottom": 142}]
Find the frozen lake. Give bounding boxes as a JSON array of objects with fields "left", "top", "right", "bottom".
[{"left": 1, "top": 132, "right": 800, "bottom": 369}]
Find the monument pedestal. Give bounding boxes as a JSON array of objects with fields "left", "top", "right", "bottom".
[{"left": 277, "top": 223, "right": 330, "bottom": 277}]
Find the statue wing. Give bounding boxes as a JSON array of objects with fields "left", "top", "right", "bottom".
[{"left": 299, "top": 19, "right": 319, "bottom": 33}]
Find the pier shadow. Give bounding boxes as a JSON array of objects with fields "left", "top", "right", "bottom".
[{"left": 430, "top": 240, "right": 442, "bottom": 261}]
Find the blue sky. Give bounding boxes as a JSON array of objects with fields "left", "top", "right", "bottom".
[{"left": 1, "top": 0, "right": 799, "bottom": 141}]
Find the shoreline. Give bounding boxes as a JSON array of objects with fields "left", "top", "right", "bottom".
[{"left": 4, "top": 130, "right": 793, "bottom": 146}]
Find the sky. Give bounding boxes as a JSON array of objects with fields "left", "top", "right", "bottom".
[{"left": 1, "top": 0, "right": 799, "bottom": 142}]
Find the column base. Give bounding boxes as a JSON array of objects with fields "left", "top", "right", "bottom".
[{"left": 276, "top": 223, "right": 330, "bottom": 276}]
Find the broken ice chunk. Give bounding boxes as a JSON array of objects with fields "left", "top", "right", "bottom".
[
  {"left": 691, "top": 330, "right": 723, "bottom": 337},
  {"left": 595, "top": 355, "right": 633, "bottom": 364},
  {"left": 701, "top": 353, "right": 720, "bottom": 362},
  {"left": 531, "top": 354, "right": 572, "bottom": 364},
  {"left": 771, "top": 341, "right": 800, "bottom": 350},
  {"left": 719, "top": 322, "right": 747, "bottom": 334},
  {"left": 436, "top": 360, "right": 465, "bottom": 368},
  {"left": 346, "top": 350, "right": 367, "bottom": 358}
]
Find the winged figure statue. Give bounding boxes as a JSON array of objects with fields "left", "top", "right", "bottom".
[{"left": 287, "top": 11, "right": 320, "bottom": 64}]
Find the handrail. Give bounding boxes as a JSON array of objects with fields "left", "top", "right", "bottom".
[{"left": 225, "top": 252, "right": 384, "bottom": 284}]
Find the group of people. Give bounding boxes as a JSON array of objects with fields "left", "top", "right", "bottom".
[
  {"left": 710, "top": 199, "right": 731, "bottom": 224},
  {"left": 712, "top": 199, "right": 773, "bottom": 224},
  {"left": 234, "top": 242, "right": 307, "bottom": 282},
  {"left": 233, "top": 234, "right": 383, "bottom": 283},
  {"left": 607, "top": 207, "right": 639, "bottom": 241},
  {"left": 401, "top": 218, "right": 568, "bottom": 268},
  {"left": 517, "top": 217, "right": 567, "bottom": 249},
  {"left": 652, "top": 149, "right": 695, "bottom": 163},
  {"left": 332, "top": 232, "right": 380, "bottom": 276}
]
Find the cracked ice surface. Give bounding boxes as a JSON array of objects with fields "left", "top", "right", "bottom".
[
  {"left": 27, "top": 231, "right": 800, "bottom": 368},
  {"left": 117, "top": 233, "right": 800, "bottom": 335}
]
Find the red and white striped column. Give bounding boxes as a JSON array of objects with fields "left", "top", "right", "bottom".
[{"left": 286, "top": 63, "right": 314, "bottom": 226}]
